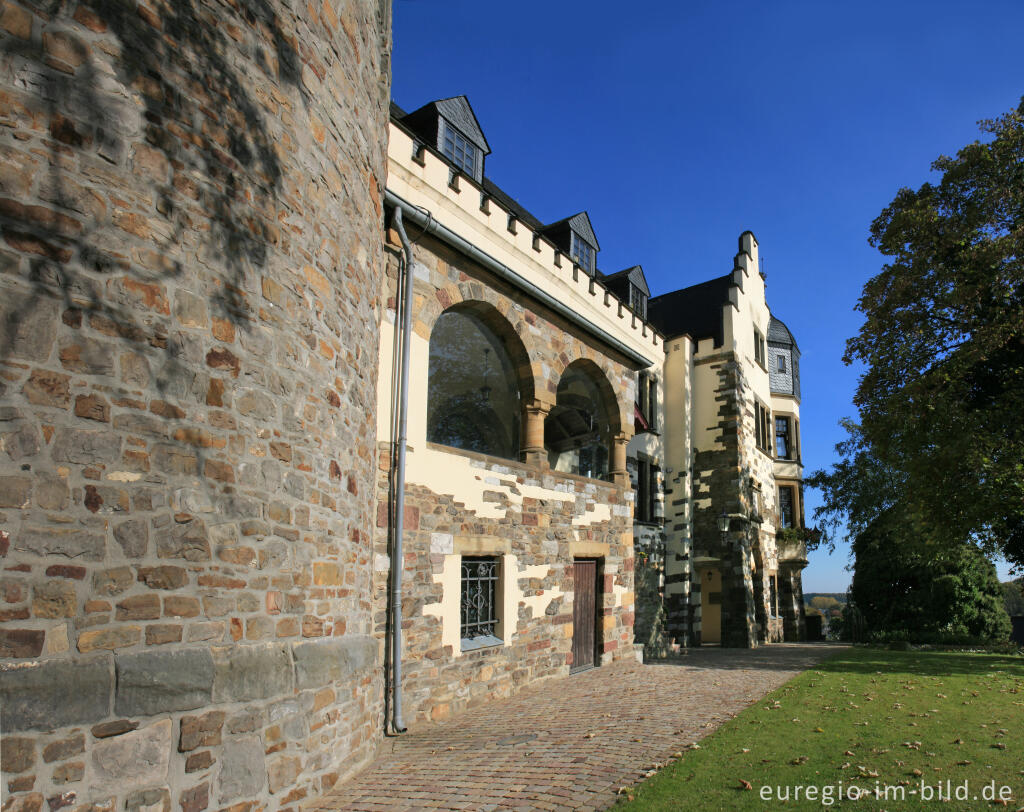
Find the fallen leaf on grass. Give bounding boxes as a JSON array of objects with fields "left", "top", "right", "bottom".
[{"left": 739, "top": 779, "right": 752, "bottom": 790}]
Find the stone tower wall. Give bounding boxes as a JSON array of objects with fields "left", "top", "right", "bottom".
[{"left": 0, "top": 1, "right": 390, "bottom": 807}]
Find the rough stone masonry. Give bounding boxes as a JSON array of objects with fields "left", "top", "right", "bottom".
[{"left": 0, "top": 1, "right": 391, "bottom": 808}]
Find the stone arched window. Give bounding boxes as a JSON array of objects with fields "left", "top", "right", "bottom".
[
  {"left": 427, "top": 304, "right": 525, "bottom": 461},
  {"left": 544, "top": 361, "right": 616, "bottom": 480}
]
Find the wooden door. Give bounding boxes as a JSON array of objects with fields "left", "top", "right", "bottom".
[
  {"left": 701, "top": 567, "right": 722, "bottom": 644},
  {"left": 572, "top": 559, "right": 597, "bottom": 671}
]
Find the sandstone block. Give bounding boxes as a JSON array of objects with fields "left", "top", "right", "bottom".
[
  {"left": 178, "top": 710, "right": 225, "bottom": 752},
  {"left": 115, "top": 648, "right": 214, "bottom": 716},
  {"left": 90, "top": 719, "right": 137, "bottom": 739},
  {"left": 50, "top": 428, "right": 120, "bottom": 465},
  {"left": 78, "top": 626, "right": 141, "bottom": 652},
  {"left": 35, "top": 475, "right": 68, "bottom": 510},
  {"left": 217, "top": 736, "right": 265, "bottom": 802},
  {"left": 113, "top": 519, "right": 148, "bottom": 558},
  {"left": 0, "top": 291, "right": 59, "bottom": 362},
  {"left": 292, "top": 636, "right": 376, "bottom": 690},
  {"left": 116, "top": 594, "right": 161, "bottom": 620},
  {"left": 92, "top": 566, "right": 133, "bottom": 595},
  {"left": 59, "top": 337, "right": 115, "bottom": 376},
  {"left": 175, "top": 290, "right": 208, "bottom": 328},
  {"left": 0, "top": 655, "right": 112, "bottom": 730},
  {"left": 74, "top": 393, "right": 111, "bottom": 422},
  {"left": 136, "top": 565, "right": 187, "bottom": 590},
  {"left": 0, "top": 736, "right": 35, "bottom": 772},
  {"left": 15, "top": 525, "right": 105, "bottom": 561},
  {"left": 42, "top": 733, "right": 84, "bottom": 763},
  {"left": 124, "top": 788, "right": 169, "bottom": 812},
  {"left": 90, "top": 718, "right": 171, "bottom": 791},
  {"left": 211, "top": 642, "right": 292, "bottom": 702},
  {"left": 156, "top": 518, "right": 210, "bottom": 561},
  {"left": 179, "top": 782, "right": 208, "bottom": 812},
  {"left": 22, "top": 369, "right": 70, "bottom": 408},
  {"left": 163, "top": 595, "right": 200, "bottom": 618},
  {"left": 0, "top": 475, "right": 31, "bottom": 508},
  {"left": 185, "top": 750, "right": 214, "bottom": 773},
  {"left": 31, "top": 580, "right": 77, "bottom": 618},
  {"left": 267, "top": 754, "right": 301, "bottom": 794}
]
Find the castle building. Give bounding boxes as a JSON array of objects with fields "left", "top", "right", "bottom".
[
  {"left": 649, "top": 242, "right": 808, "bottom": 648},
  {"left": 0, "top": 1, "right": 806, "bottom": 804}
]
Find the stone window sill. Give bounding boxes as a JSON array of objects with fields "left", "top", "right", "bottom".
[{"left": 461, "top": 634, "right": 503, "bottom": 652}]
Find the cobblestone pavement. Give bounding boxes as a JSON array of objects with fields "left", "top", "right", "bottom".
[{"left": 310, "top": 643, "right": 846, "bottom": 811}]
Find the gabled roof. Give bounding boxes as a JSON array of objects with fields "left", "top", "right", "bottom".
[
  {"left": 541, "top": 211, "right": 600, "bottom": 251},
  {"left": 647, "top": 274, "right": 733, "bottom": 344},
  {"left": 432, "top": 96, "right": 491, "bottom": 154},
  {"left": 768, "top": 315, "right": 799, "bottom": 351},
  {"left": 603, "top": 265, "right": 650, "bottom": 297}
]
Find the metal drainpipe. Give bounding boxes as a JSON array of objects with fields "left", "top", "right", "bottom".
[{"left": 389, "top": 205, "right": 414, "bottom": 734}]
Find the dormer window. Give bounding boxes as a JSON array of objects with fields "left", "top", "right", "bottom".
[
  {"left": 629, "top": 284, "right": 647, "bottom": 319},
  {"left": 441, "top": 120, "right": 478, "bottom": 178},
  {"left": 571, "top": 231, "right": 595, "bottom": 275}
]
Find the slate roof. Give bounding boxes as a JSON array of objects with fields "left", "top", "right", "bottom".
[
  {"left": 768, "top": 315, "right": 799, "bottom": 351},
  {"left": 540, "top": 212, "right": 600, "bottom": 251},
  {"left": 603, "top": 265, "right": 650, "bottom": 297},
  {"left": 647, "top": 274, "right": 733, "bottom": 344},
  {"left": 433, "top": 96, "right": 491, "bottom": 154},
  {"left": 481, "top": 178, "right": 545, "bottom": 232}
]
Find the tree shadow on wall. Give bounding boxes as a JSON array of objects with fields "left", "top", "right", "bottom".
[{"left": 0, "top": 0, "right": 307, "bottom": 392}]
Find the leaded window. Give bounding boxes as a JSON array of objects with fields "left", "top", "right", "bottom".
[
  {"left": 461, "top": 557, "right": 499, "bottom": 647},
  {"left": 775, "top": 416, "right": 792, "bottom": 459},
  {"left": 571, "top": 231, "right": 595, "bottom": 275},
  {"left": 545, "top": 364, "right": 611, "bottom": 479},
  {"left": 442, "top": 122, "right": 478, "bottom": 176},
  {"left": 428, "top": 307, "right": 521, "bottom": 460},
  {"left": 779, "top": 485, "right": 795, "bottom": 528},
  {"left": 755, "top": 401, "right": 772, "bottom": 453},
  {"left": 636, "top": 371, "right": 657, "bottom": 433}
]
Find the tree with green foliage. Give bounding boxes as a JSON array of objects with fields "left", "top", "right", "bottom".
[
  {"left": 849, "top": 513, "right": 1011, "bottom": 643},
  {"left": 815, "top": 97, "right": 1024, "bottom": 566},
  {"left": 1003, "top": 580, "right": 1024, "bottom": 617}
]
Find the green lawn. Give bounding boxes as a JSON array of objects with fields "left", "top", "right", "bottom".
[{"left": 616, "top": 647, "right": 1024, "bottom": 810}]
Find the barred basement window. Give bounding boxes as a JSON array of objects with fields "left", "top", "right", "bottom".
[{"left": 461, "top": 557, "right": 500, "bottom": 650}]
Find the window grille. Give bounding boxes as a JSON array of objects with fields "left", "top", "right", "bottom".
[{"left": 461, "top": 557, "right": 499, "bottom": 641}]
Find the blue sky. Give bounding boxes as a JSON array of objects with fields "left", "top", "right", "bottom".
[{"left": 391, "top": 0, "right": 1024, "bottom": 591}]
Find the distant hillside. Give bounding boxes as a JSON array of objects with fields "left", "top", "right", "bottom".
[{"left": 804, "top": 593, "right": 848, "bottom": 604}]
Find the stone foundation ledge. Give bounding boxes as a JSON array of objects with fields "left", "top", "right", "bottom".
[
  {"left": 0, "top": 637, "right": 381, "bottom": 810},
  {"left": 0, "top": 636, "right": 377, "bottom": 732}
]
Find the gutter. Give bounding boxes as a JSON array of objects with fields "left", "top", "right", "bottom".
[
  {"left": 388, "top": 205, "right": 414, "bottom": 735},
  {"left": 385, "top": 189, "right": 656, "bottom": 368}
]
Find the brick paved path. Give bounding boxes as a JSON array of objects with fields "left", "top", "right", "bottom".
[{"left": 309, "top": 643, "right": 844, "bottom": 811}]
